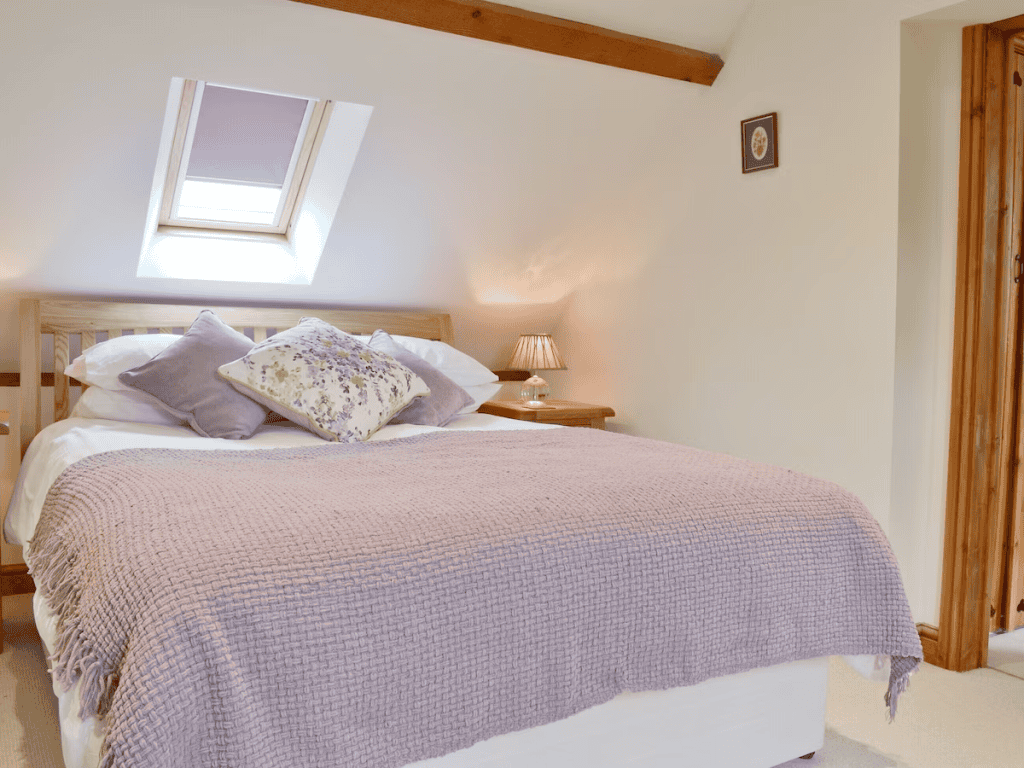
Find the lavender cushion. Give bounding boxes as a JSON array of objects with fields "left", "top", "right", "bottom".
[
  {"left": 118, "top": 310, "right": 269, "bottom": 439},
  {"left": 368, "top": 330, "right": 474, "bottom": 427}
]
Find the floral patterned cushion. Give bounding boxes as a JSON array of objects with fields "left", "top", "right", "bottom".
[{"left": 217, "top": 317, "right": 430, "bottom": 442}]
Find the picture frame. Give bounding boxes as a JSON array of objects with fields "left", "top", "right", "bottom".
[{"left": 740, "top": 112, "right": 778, "bottom": 173}]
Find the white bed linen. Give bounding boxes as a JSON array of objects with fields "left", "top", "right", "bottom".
[
  {"left": 9, "top": 416, "right": 845, "bottom": 768},
  {"left": 4, "top": 413, "right": 556, "bottom": 548}
]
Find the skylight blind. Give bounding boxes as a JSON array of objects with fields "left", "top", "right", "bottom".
[
  {"left": 160, "top": 80, "right": 331, "bottom": 233},
  {"left": 186, "top": 85, "right": 308, "bottom": 186}
]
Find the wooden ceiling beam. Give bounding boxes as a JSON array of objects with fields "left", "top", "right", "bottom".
[{"left": 290, "top": 0, "right": 724, "bottom": 86}]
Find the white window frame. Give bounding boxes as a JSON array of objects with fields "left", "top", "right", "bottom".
[{"left": 158, "top": 79, "right": 333, "bottom": 236}]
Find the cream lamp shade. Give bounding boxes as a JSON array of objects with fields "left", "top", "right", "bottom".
[{"left": 507, "top": 334, "right": 567, "bottom": 409}]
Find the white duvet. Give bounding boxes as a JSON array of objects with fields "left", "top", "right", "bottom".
[{"left": 4, "top": 412, "right": 555, "bottom": 549}]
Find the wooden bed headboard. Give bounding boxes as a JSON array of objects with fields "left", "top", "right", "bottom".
[{"left": 18, "top": 298, "right": 455, "bottom": 456}]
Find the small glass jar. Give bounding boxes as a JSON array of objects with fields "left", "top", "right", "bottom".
[{"left": 521, "top": 375, "right": 550, "bottom": 408}]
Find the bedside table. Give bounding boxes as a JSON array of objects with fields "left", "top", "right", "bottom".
[
  {"left": 1, "top": 408, "right": 31, "bottom": 655},
  {"left": 0, "top": 410, "right": 8, "bottom": 652},
  {"left": 478, "top": 400, "right": 615, "bottom": 429}
]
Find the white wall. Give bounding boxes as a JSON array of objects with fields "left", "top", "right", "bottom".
[
  {"left": 562, "top": 0, "right": 912, "bottom": 536},
  {"left": 0, "top": 0, "right": 724, "bottom": 366},
  {"left": 560, "top": 0, "right": 1009, "bottom": 627},
  {"left": 892, "top": 21, "right": 963, "bottom": 625}
]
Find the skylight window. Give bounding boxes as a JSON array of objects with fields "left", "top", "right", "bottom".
[
  {"left": 138, "top": 77, "right": 373, "bottom": 285},
  {"left": 160, "top": 81, "right": 331, "bottom": 234}
]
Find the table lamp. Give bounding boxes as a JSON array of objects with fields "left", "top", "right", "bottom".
[{"left": 507, "top": 334, "right": 567, "bottom": 409}]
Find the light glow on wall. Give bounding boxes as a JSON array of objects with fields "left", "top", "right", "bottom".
[{"left": 467, "top": 219, "right": 654, "bottom": 305}]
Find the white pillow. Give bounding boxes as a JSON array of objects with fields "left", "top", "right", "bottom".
[
  {"left": 65, "top": 334, "right": 182, "bottom": 391},
  {"left": 71, "top": 386, "right": 188, "bottom": 427},
  {"left": 353, "top": 335, "right": 499, "bottom": 414},
  {"left": 387, "top": 337, "right": 498, "bottom": 388},
  {"left": 458, "top": 383, "right": 503, "bottom": 414}
]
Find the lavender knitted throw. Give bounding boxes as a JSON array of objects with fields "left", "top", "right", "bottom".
[{"left": 28, "top": 429, "right": 921, "bottom": 768}]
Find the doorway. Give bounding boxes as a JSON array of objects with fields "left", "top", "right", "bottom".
[
  {"left": 937, "top": 17, "right": 1024, "bottom": 672},
  {"left": 987, "top": 34, "right": 1024, "bottom": 679}
]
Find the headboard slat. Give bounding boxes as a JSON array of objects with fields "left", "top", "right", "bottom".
[
  {"left": 80, "top": 331, "right": 96, "bottom": 399},
  {"left": 36, "top": 301, "right": 454, "bottom": 342},
  {"left": 53, "top": 332, "right": 70, "bottom": 422},
  {"left": 19, "top": 301, "right": 41, "bottom": 457}
]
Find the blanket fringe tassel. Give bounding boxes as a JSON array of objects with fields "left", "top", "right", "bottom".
[
  {"left": 885, "top": 655, "right": 919, "bottom": 722},
  {"left": 26, "top": 537, "right": 119, "bottom": 722}
]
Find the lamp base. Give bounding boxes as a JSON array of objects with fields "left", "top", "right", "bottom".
[
  {"left": 520, "top": 374, "right": 552, "bottom": 409},
  {"left": 521, "top": 400, "right": 555, "bottom": 410}
]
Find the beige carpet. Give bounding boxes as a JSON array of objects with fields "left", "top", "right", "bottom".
[
  {"left": 1, "top": 595, "right": 62, "bottom": 768},
  {"left": 2, "top": 593, "right": 1022, "bottom": 768},
  {"left": 988, "top": 627, "right": 1024, "bottom": 681}
]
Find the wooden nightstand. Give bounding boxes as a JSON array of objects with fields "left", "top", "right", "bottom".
[
  {"left": 1, "top": 408, "right": 32, "bottom": 654},
  {"left": 478, "top": 400, "right": 615, "bottom": 429},
  {"left": 0, "top": 409, "right": 9, "bottom": 653}
]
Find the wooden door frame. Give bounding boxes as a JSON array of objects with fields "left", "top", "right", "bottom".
[
  {"left": 1001, "top": 33, "right": 1024, "bottom": 639},
  {"left": 935, "top": 18, "right": 1024, "bottom": 672}
]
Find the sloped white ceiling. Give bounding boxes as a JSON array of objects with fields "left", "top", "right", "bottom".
[
  {"left": 0, "top": 0, "right": 995, "bottom": 369},
  {"left": 909, "top": 0, "right": 1024, "bottom": 22},
  {"left": 0, "top": 0, "right": 749, "bottom": 309}
]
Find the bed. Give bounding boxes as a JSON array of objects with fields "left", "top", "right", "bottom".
[{"left": 3, "top": 297, "right": 923, "bottom": 768}]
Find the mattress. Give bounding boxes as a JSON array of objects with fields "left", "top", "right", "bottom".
[{"left": 7, "top": 415, "right": 869, "bottom": 768}]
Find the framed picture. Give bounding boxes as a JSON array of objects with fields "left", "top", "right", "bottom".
[{"left": 740, "top": 112, "right": 778, "bottom": 173}]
